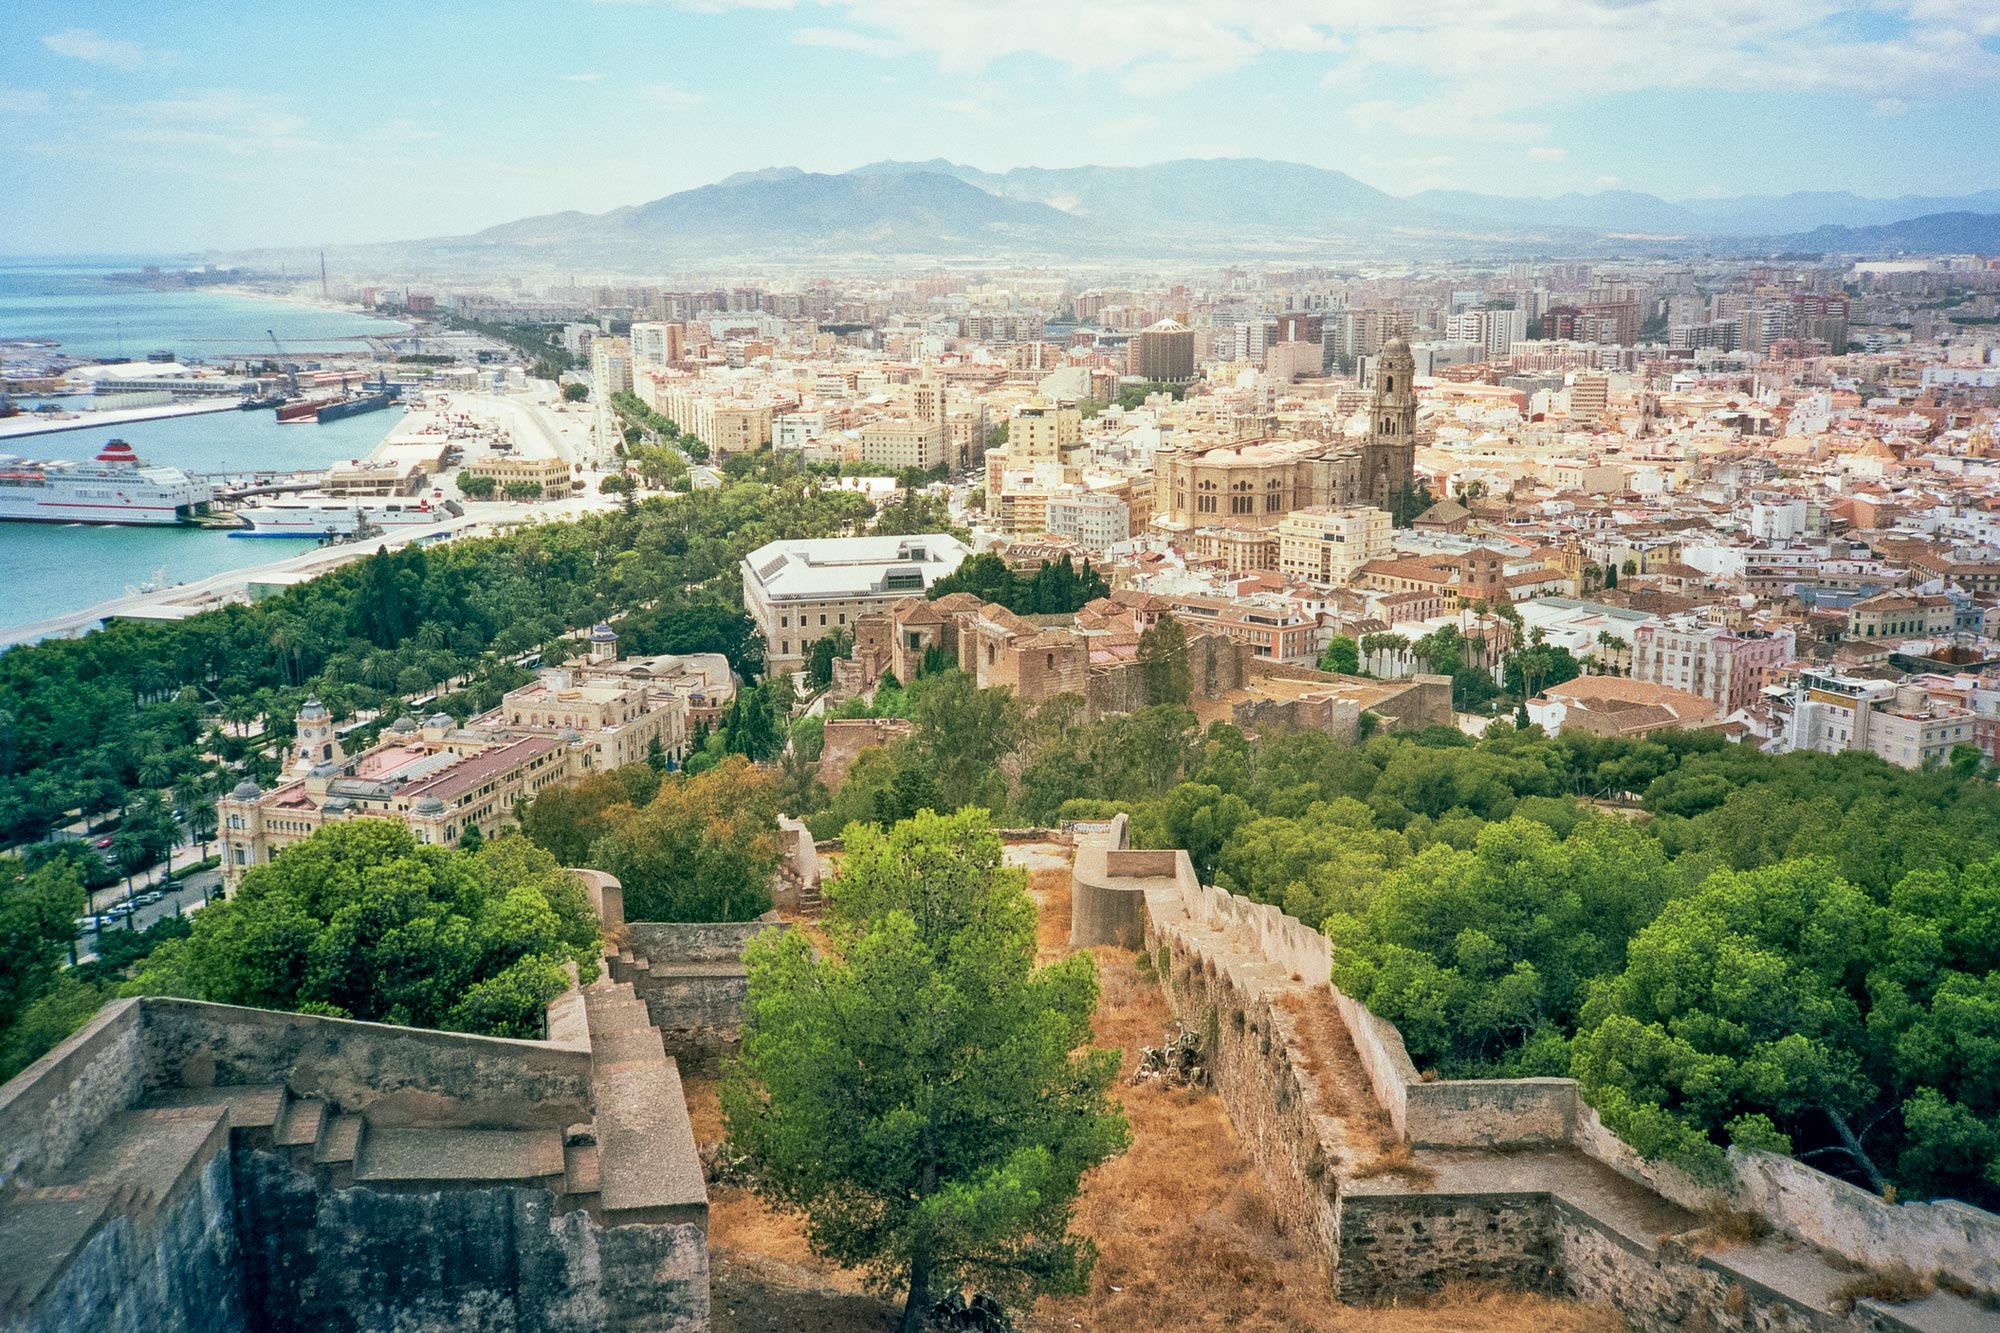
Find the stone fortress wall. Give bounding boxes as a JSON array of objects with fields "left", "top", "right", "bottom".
[
  {"left": 0, "top": 868, "right": 725, "bottom": 1333},
  {"left": 1073, "top": 815, "right": 2000, "bottom": 1331}
]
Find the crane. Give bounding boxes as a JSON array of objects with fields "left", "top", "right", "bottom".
[{"left": 267, "top": 330, "right": 299, "bottom": 394}]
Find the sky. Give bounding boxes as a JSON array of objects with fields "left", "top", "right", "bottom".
[{"left": 3, "top": 0, "right": 1999, "bottom": 254}]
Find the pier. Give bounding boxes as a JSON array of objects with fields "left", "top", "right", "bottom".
[{"left": 0, "top": 400, "right": 241, "bottom": 441}]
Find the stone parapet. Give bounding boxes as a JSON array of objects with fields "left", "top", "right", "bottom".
[
  {"left": 0, "top": 971, "right": 712, "bottom": 1332},
  {"left": 1088, "top": 821, "right": 2000, "bottom": 1329}
]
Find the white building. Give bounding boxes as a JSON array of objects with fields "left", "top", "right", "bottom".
[
  {"left": 1787, "top": 670, "right": 1977, "bottom": 770},
  {"left": 742, "top": 534, "right": 971, "bottom": 673},
  {"left": 1045, "top": 492, "right": 1130, "bottom": 552}
]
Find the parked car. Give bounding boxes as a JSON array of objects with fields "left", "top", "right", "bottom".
[
  {"left": 134, "top": 890, "right": 165, "bottom": 907},
  {"left": 74, "top": 915, "right": 101, "bottom": 934},
  {"left": 101, "top": 903, "right": 134, "bottom": 922},
  {"left": 94, "top": 836, "right": 114, "bottom": 849}
]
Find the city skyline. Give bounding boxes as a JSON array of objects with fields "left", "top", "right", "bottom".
[{"left": 4, "top": 0, "right": 2000, "bottom": 254}]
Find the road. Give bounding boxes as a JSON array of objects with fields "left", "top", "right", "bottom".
[{"left": 73, "top": 866, "right": 219, "bottom": 964}]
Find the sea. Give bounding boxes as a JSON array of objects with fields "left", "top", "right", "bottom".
[{"left": 0, "top": 260, "right": 414, "bottom": 636}]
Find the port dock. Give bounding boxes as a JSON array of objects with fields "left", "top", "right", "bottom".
[{"left": 0, "top": 400, "right": 241, "bottom": 440}]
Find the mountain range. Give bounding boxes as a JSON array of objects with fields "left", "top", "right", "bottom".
[{"left": 303, "top": 158, "right": 2000, "bottom": 268}]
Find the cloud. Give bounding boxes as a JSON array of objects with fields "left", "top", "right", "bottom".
[
  {"left": 0, "top": 86, "right": 51, "bottom": 115},
  {"left": 681, "top": 0, "right": 2000, "bottom": 106},
  {"left": 1872, "top": 96, "right": 1909, "bottom": 115},
  {"left": 1528, "top": 145, "right": 1566, "bottom": 162},
  {"left": 639, "top": 82, "right": 709, "bottom": 106},
  {"left": 1094, "top": 113, "right": 1159, "bottom": 140},
  {"left": 563, "top": 72, "right": 608, "bottom": 82},
  {"left": 793, "top": 27, "right": 904, "bottom": 58},
  {"left": 40, "top": 29, "right": 160, "bottom": 71}
]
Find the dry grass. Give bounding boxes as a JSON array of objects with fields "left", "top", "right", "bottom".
[
  {"left": 1028, "top": 867, "right": 1072, "bottom": 961},
  {"left": 1675, "top": 1202, "right": 1773, "bottom": 1254},
  {"left": 693, "top": 861, "right": 1618, "bottom": 1333},
  {"left": 1831, "top": 1264, "right": 1934, "bottom": 1313}
]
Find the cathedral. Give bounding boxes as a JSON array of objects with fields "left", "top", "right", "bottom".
[{"left": 1155, "top": 336, "right": 1417, "bottom": 530}]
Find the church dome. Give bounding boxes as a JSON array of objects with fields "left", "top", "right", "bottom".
[
  {"left": 229, "top": 778, "right": 262, "bottom": 801},
  {"left": 425, "top": 713, "right": 454, "bottom": 728},
  {"left": 297, "top": 696, "right": 329, "bottom": 721},
  {"left": 386, "top": 715, "right": 419, "bottom": 734},
  {"left": 414, "top": 796, "right": 446, "bottom": 816}
]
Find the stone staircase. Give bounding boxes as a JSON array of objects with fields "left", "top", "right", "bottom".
[
  {"left": 581, "top": 974, "right": 706, "bottom": 1226},
  {"left": 0, "top": 979, "right": 711, "bottom": 1329}
]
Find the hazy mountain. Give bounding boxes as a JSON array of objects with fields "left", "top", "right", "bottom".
[
  {"left": 852, "top": 157, "right": 1400, "bottom": 232},
  {"left": 305, "top": 157, "right": 2000, "bottom": 269},
  {"left": 1681, "top": 190, "right": 2000, "bottom": 234},
  {"left": 1411, "top": 188, "right": 1699, "bottom": 234},
  {"left": 465, "top": 170, "right": 1085, "bottom": 258},
  {"left": 1787, "top": 212, "right": 2000, "bottom": 254}
]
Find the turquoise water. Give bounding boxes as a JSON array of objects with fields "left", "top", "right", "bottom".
[
  {"left": 0, "top": 261, "right": 415, "bottom": 635},
  {"left": 0, "top": 406, "right": 410, "bottom": 633},
  {"left": 0, "top": 258, "right": 407, "bottom": 360}
]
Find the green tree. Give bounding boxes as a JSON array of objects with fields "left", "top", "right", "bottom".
[
  {"left": 456, "top": 473, "right": 497, "bottom": 499},
  {"left": 722, "top": 810, "right": 1128, "bottom": 1331},
  {"left": 591, "top": 756, "right": 780, "bottom": 921},
  {"left": 127, "top": 822, "right": 598, "bottom": 1038},
  {"left": 1570, "top": 858, "right": 1880, "bottom": 1178},
  {"left": 563, "top": 382, "right": 589, "bottom": 402},
  {"left": 1318, "top": 634, "right": 1361, "bottom": 676},
  {"left": 503, "top": 480, "right": 544, "bottom": 501},
  {"left": 0, "top": 858, "right": 87, "bottom": 1029}
]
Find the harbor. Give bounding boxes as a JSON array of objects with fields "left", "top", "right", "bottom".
[
  {"left": 0, "top": 398, "right": 241, "bottom": 439},
  {"left": 0, "top": 386, "right": 615, "bottom": 646}
]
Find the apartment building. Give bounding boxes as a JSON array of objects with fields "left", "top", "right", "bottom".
[
  {"left": 629, "top": 321, "right": 685, "bottom": 369},
  {"left": 1788, "top": 670, "right": 1976, "bottom": 770},
  {"left": 1847, "top": 592, "right": 1956, "bottom": 640},
  {"left": 1631, "top": 616, "right": 1794, "bottom": 714},
  {"left": 589, "top": 336, "right": 633, "bottom": 396},
  {"left": 860, "top": 417, "right": 949, "bottom": 471},
  {"left": 1276, "top": 506, "right": 1392, "bottom": 586},
  {"left": 1045, "top": 491, "right": 1131, "bottom": 552}
]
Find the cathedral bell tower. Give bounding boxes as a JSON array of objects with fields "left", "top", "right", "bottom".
[{"left": 1367, "top": 336, "right": 1418, "bottom": 513}]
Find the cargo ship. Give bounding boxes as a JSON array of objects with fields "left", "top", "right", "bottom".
[
  {"left": 276, "top": 398, "right": 331, "bottom": 424},
  {"left": 274, "top": 389, "right": 397, "bottom": 425},
  {"left": 315, "top": 391, "right": 394, "bottom": 424},
  {"left": 0, "top": 439, "right": 212, "bottom": 525},
  {"left": 228, "top": 491, "right": 461, "bottom": 537}
]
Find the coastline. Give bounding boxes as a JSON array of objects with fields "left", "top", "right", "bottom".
[{"left": 204, "top": 282, "right": 410, "bottom": 332}]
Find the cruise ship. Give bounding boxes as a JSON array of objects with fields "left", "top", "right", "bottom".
[
  {"left": 0, "top": 440, "right": 213, "bottom": 526},
  {"left": 229, "top": 492, "right": 461, "bottom": 537}
]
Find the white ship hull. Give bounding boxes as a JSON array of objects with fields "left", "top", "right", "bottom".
[
  {"left": 230, "top": 498, "right": 450, "bottom": 536},
  {"left": 0, "top": 441, "right": 210, "bottom": 526},
  {"left": 0, "top": 492, "right": 195, "bottom": 525}
]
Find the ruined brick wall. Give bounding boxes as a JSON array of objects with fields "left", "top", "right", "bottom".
[
  {"left": 1232, "top": 695, "right": 1363, "bottom": 741},
  {"left": 621, "top": 919, "right": 787, "bottom": 1062},
  {"left": 1336, "top": 1193, "right": 1558, "bottom": 1301},
  {"left": 1144, "top": 906, "right": 1342, "bottom": 1281},
  {"left": 816, "top": 717, "right": 913, "bottom": 790},
  {"left": 1187, "top": 631, "right": 1246, "bottom": 698}
]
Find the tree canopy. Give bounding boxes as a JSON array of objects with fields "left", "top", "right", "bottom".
[
  {"left": 722, "top": 809, "right": 1127, "bottom": 1331},
  {"left": 128, "top": 822, "right": 600, "bottom": 1038}
]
